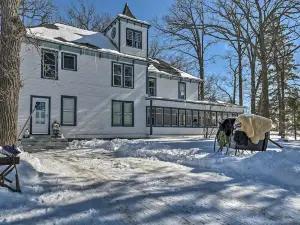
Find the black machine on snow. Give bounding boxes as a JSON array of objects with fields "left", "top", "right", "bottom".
[{"left": 214, "top": 117, "right": 282, "bottom": 155}]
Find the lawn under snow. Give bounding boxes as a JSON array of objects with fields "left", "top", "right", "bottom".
[
  {"left": 70, "top": 137, "right": 300, "bottom": 191},
  {"left": 0, "top": 136, "right": 300, "bottom": 224}
]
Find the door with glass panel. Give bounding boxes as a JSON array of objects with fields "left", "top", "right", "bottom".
[{"left": 31, "top": 97, "right": 50, "bottom": 134}]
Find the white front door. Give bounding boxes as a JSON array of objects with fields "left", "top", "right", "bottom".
[{"left": 31, "top": 97, "right": 50, "bottom": 134}]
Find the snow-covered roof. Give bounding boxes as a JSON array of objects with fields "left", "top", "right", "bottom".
[
  {"left": 27, "top": 23, "right": 117, "bottom": 50},
  {"left": 26, "top": 23, "right": 147, "bottom": 61},
  {"left": 148, "top": 58, "right": 202, "bottom": 82},
  {"left": 117, "top": 14, "right": 151, "bottom": 26}
]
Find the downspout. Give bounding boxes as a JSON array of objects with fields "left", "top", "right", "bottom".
[{"left": 150, "top": 99, "right": 153, "bottom": 135}]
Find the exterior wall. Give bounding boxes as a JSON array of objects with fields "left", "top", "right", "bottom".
[
  {"left": 19, "top": 43, "right": 148, "bottom": 139},
  {"left": 105, "top": 21, "right": 119, "bottom": 50},
  {"left": 152, "top": 76, "right": 199, "bottom": 101},
  {"left": 119, "top": 20, "right": 148, "bottom": 58}
]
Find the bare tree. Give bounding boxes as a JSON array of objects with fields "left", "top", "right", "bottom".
[
  {"left": 59, "top": 0, "right": 112, "bottom": 32},
  {"left": 0, "top": 0, "right": 24, "bottom": 145},
  {"left": 202, "top": 0, "right": 300, "bottom": 117},
  {"left": 148, "top": 39, "right": 165, "bottom": 58},
  {"left": 152, "top": 0, "right": 215, "bottom": 100},
  {"left": 19, "top": 0, "right": 57, "bottom": 26}
]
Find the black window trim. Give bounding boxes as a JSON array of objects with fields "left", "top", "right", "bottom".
[
  {"left": 111, "top": 62, "right": 134, "bottom": 89},
  {"left": 126, "top": 28, "right": 142, "bottom": 49},
  {"left": 61, "top": 95, "right": 77, "bottom": 126},
  {"left": 112, "top": 100, "right": 134, "bottom": 127},
  {"left": 61, "top": 52, "right": 77, "bottom": 71},
  {"left": 41, "top": 48, "right": 58, "bottom": 80}
]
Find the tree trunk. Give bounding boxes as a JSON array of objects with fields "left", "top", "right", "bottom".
[
  {"left": 0, "top": 0, "right": 23, "bottom": 146},
  {"left": 276, "top": 67, "right": 283, "bottom": 136},
  {"left": 259, "top": 31, "right": 270, "bottom": 118},
  {"left": 199, "top": 27, "right": 205, "bottom": 100},
  {"left": 250, "top": 59, "right": 256, "bottom": 114},
  {"left": 233, "top": 69, "right": 236, "bottom": 105},
  {"left": 294, "top": 106, "right": 297, "bottom": 140},
  {"left": 279, "top": 60, "right": 285, "bottom": 138},
  {"left": 237, "top": 39, "right": 243, "bottom": 106}
]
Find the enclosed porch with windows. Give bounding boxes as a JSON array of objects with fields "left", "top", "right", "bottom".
[{"left": 145, "top": 97, "right": 244, "bottom": 136}]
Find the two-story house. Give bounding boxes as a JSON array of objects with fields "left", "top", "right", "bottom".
[{"left": 18, "top": 4, "right": 244, "bottom": 139}]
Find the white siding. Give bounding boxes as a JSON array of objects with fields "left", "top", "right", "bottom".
[
  {"left": 19, "top": 43, "right": 148, "bottom": 138},
  {"left": 152, "top": 76, "right": 199, "bottom": 101},
  {"left": 119, "top": 21, "right": 148, "bottom": 58}
]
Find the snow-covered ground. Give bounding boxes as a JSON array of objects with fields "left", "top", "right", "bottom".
[{"left": 1, "top": 136, "right": 300, "bottom": 224}]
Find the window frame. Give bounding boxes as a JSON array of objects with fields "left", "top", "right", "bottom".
[
  {"left": 112, "top": 62, "right": 134, "bottom": 89},
  {"left": 155, "top": 108, "right": 163, "bottom": 127},
  {"left": 148, "top": 77, "right": 157, "bottom": 96},
  {"left": 112, "top": 100, "right": 134, "bottom": 127},
  {"left": 126, "top": 28, "right": 142, "bottom": 49},
  {"left": 178, "top": 82, "right": 186, "bottom": 100},
  {"left": 163, "top": 108, "right": 171, "bottom": 127},
  {"left": 192, "top": 110, "right": 199, "bottom": 127},
  {"left": 61, "top": 52, "right": 77, "bottom": 71},
  {"left": 186, "top": 110, "right": 193, "bottom": 127},
  {"left": 41, "top": 48, "right": 58, "bottom": 80},
  {"left": 61, "top": 95, "right": 77, "bottom": 126}
]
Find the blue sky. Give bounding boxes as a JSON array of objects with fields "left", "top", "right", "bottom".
[
  {"left": 53, "top": 0, "right": 227, "bottom": 76},
  {"left": 53, "top": 0, "right": 174, "bottom": 21}
]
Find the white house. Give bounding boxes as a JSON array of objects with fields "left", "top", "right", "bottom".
[{"left": 18, "top": 4, "right": 244, "bottom": 139}]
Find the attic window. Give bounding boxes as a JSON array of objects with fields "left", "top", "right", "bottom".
[{"left": 126, "top": 28, "right": 142, "bottom": 49}]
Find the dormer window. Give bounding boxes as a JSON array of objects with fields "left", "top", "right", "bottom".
[{"left": 126, "top": 28, "right": 142, "bottom": 49}]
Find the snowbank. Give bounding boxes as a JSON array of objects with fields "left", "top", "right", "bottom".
[{"left": 70, "top": 138, "right": 300, "bottom": 190}]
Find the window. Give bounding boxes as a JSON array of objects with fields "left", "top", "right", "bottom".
[
  {"left": 193, "top": 110, "right": 198, "bottom": 127},
  {"left": 199, "top": 111, "right": 205, "bottom": 127},
  {"left": 155, "top": 108, "right": 163, "bottom": 126},
  {"left": 126, "top": 29, "right": 142, "bottom": 49},
  {"left": 178, "top": 82, "right": 186, "bottom": 100},
  {"left": 164, "top": 108, "right": 171, "bottom": 126},
  {"left": 112, "top": 62, "right": 134, "bottom": 88},
  {"left": 172, "top": 109, "right": 178, "bottom": 126},
  {"left": 112, "top": 101, "right": 134, "bottom": 127},
  {"left": 147, "top": 107, "right": 155, "bottom": 126},
  {"left": 148, "top": 78, "right": 156, "bottom": 96},
  {"left": 62, "top": 52, "right": 77, "bottom": 71},
  {"left": 232, "top": 112, "right": 238, "bottom": 117},
  {"left": 205, "top": 111, "right": 211, "bottom": 127},
  {"left": 222, "top": 112, "right": 228, "bottom": 120},
  {"left": 186, "top": 110, "right": 192, "bottom": 127},
  {"left": 113, "top": 63, "right": 122, "bottom": 87},
  {"left": 217, "top": 112, "right": 222, "bottom": 124},
  {"left": 211, "top": 112, "right": 217, "bottom": 127},
  {"left": 124, "top": 65, "right": 133, "bottom": 88},
  {"left": 61, "top": 96, "right": 77, "bottom": 126},
  {"left": 179, "top": 109, "right": 186, "bottom": 127},
  {"left": 42, "top": 49, "right": 58, "bottom": 79}
]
